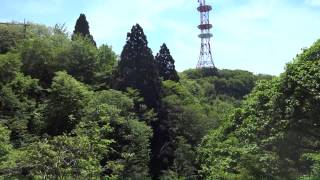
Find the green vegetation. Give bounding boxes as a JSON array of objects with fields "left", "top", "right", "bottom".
[
  {"left": 72, "top": 13, "right": 96, "bottom": 46},
  {"left": 198, "top": 40, "right": 320, "bottom": 179},
  {"left": 0, "top": 14, "right": 319, "bottom": 179}
]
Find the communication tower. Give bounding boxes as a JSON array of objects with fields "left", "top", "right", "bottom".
[{"left": 197, "top": 0, "right": 215, "bottom": 69}]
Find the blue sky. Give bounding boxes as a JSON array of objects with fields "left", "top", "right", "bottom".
[{"left": 1, "top": 0, "right": 320, "bottom": 75}]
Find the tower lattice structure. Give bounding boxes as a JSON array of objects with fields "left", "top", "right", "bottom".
[{"left": 197, "top": 0, "right": 215, "bottom": 69}]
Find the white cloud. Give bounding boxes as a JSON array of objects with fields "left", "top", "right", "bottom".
[
  {"left": 2, "top": 0, "right": 320, "bottom": 74},
  {"left": 82, "top": 0, "right": 320, "bottom": 75},
  {"left": 83, "top": 0, "right": 197, "bottom": 70},
  {"left": 211, "top": 0, "right": 320, "bottom": 75},
  {"left": 86, "top": 0, "right": 188, "bottom": 41}
]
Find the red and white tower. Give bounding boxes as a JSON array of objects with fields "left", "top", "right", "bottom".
[{"left": 197, "top": 0, "right": 215, "bottom": 69}]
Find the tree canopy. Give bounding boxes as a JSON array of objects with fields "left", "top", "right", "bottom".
[
  {"left": 198, "top": 39, "right": 320, "bottom": 180},
  {"left": 155, "top": 43, "right": 179, "bottom": 82},
  {"left": 72, "top": 14, "right": 96, "bottom": 46},
  {"left": 1, "top": 13, "right": 319, "bottom": 180},
  {"left": 116, "top": 24, "right": 161, "bottom": 110}
]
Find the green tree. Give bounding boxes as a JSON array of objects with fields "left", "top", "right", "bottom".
[
  {"left": 115, "top": 24, "right": 161, "bottom": 110},
  {"left": 155, "top": 43, "right": 179, "bottom": 82},
  {"left": 198, "top": 77, "right": 292, "bottom": 179},
  {"left": 170, "top": 136, "right": 197, "bottom": 179},
  {"left": 20, "top": 32, "right": 104, "bottom": 86},
  {"left": 84, "top": 90, "right": 152, "bottom": 178},
  {"left": 198, "top": 39, "right": 320, "bottom": 180},
  {"left": 2, "top": 74, "right": 41, "bottom": 147},
  {"left": 0, "top": 53, "right": 42, "bottom": 147},
  {"left": 115, "top": 25, "right": 162, "bottom": 178},
  {"left": 0, "top": 124, "right": 16, "bottom": 174},
  {"left": 182, "top": 68, "right": 272, "bottom": 101},
  {"left": 72, "top": 14, "right": 96, "bottom": 46},
  {"left": 61, "top": 37, "right": 98, "bottom": 84},
  {"left": 20, "top": 36, "right": 61, "bottom": 87},
  {"left": 45, "top": 71, "right": 92, "bottom": 135},
  {"left": 0, "top": 24, "right": 25, "bottom": 54},
  {"left": 20, "top": 119, "right": 113, "bottom": 178},
  {"left": 0, "top": 53, "right": 21, "bottom": 85},
  {"left": 153, "top": 80, "right": 212, "bottom": 178},
  {"left": 95, "top": 44, "right": 117, "bottom": 89}
]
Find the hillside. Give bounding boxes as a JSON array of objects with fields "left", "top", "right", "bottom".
[
  {"left": 1, "top": 16, "right": 320, "bottom": 179},
  {"left": 199, "top": 39, "right": 320, "bottom": 179}
]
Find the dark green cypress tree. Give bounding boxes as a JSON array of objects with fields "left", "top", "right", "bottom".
[
  {"left": 72, "top": 14, "right": 96, "bottom": 46},
  {"left": 155, "top": 43, "right": 179, "bottom": 82},
  {"left": 116, "top": 24, "right": 166, "bottom": 178},
  {"left": 116, "top": 24, "right": 161, "bottom": 110}
]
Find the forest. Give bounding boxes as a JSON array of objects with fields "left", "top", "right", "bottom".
[{"left": 0, "top": 14, "right": 320, "bottom": 179}]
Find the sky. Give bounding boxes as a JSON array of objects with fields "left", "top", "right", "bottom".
[{"left": 1, "top": 0, "right": 320, "bottom": 75}]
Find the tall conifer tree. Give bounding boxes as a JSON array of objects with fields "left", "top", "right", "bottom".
[
  {"left": 116, "top": 25, "right": 165, "bottom": 178},
  {"left": 155, "top": 43, "right": 179, "bottom": 82},
  {"left": 72, "top": 14, "right": 96, "bottom": 46},
  {"left": 116, "top": 24, "right": 161, "bottom": 110}
]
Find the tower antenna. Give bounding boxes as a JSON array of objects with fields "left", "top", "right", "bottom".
[{"left": 197, "top": 0, "right": 215, "bottom": 69}]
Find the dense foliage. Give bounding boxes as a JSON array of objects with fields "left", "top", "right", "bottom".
[
  {"left": 198, "top": 40, "right": 320, "bottom": 179},
  {"left": 1, "top": 13, "right": 318, "bottom": 180}
]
